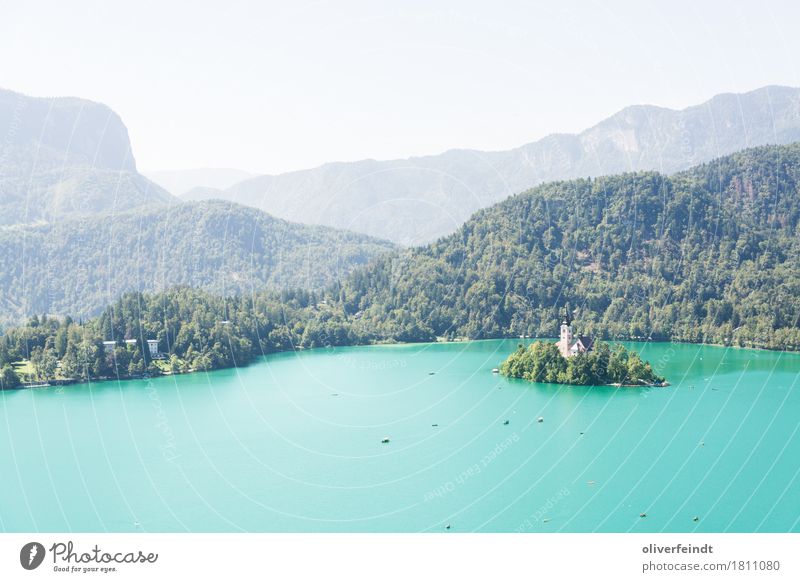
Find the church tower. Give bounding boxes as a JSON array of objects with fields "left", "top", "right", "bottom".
[{"left": 558, "top": 305, "right": 573, "bottom": 357}]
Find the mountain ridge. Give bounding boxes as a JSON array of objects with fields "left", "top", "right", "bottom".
[
  {"left": 0, "top": 87, "right": 176, "bottom": 226},
  {"left": 144, "top": 167, "right": 255, "bottom": 197},
  {"left": 202, "top": 85, "right": 800, "bottom": 244}
]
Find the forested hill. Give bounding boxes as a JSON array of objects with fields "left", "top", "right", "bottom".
[
  {"left": 338, "top": 143, "right": 800, "bottom": 350},
  {"left": 0, "top": 200, "right": 395, "bottom": 326}
]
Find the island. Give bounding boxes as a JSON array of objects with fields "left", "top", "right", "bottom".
[{"left": 499, "top": 309, "right": 666, "bottom": 387}]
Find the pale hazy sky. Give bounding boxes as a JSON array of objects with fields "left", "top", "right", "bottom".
[{"left": 1, "top": 0, "right": 798, "bottom": 174}]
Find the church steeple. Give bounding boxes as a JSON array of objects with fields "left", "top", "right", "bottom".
[
  {"left": 561, "top": 304, "right": 572, "bottom": 326},
  {"left": 558, "top": 304, "right": 573, "bottom": 356}
]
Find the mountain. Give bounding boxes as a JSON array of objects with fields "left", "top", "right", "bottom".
[
  {"left": 181, "top": 186, "right": 223, "bottom": 200},
  {"left": 216, "top": 85, "right": 800, "bottom": 245},
  {"left": 4, "top": 144, "right": 799, "bottom": 384},
  {"left": 0, "top": 88, "right": 175, "bottom": 226},
  {"left": 336, "top": 143, "right": 800, "bottom": 350},
  {"left": 144, "top": 167, "right": 254, "bottom": 196},
  {"left": 0, "top": 200, "right": 394, "bottom": 325}
]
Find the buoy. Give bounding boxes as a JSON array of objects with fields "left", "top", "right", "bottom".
[{"left": 381, "top": 437, "right": 390, "bottom": 444}]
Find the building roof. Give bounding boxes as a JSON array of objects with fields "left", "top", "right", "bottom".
[
  {"left": 561, "top": 306, "right": 572, "bottom": 326},
  {"left": 575, "top": 335, "right": 595, "bottom": 351}
]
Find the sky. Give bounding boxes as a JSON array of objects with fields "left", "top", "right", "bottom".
[{"left": 1, "top": 0, "right": 799, "bottom": 175}]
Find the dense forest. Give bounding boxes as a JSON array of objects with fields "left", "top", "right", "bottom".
[
  {"left": 1, "top": 144, "right": 799, "bottom": 387},
  {"left": 0, "top": 287, "right": 368, "bottom": 388},
  {"left": 0, "top": 200, "right": 395, "bottom": 327},
  {"left": 338, "top": 143, "right": 800, "bottom": 350},
  {"left": 499, "top": 341, "right": 665, "bottom": 386}
]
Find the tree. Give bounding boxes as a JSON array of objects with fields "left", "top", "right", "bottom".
[
  {"left": 626, "top": 352, "right": 649, "bottom": 384},
  {"left": 561, "top": 354, "right": 594, "bottom": 385},
  {"left": 0, "top": 365, "right": 21, "bottom": 389},
  {"left": 169, "top": 355, "right": 181, "bottom": 374},
  {"left": 61, "top": 343, "right": 80, "bottom": 379},
  {"left": 607, "top": 346, "right": 629, "bottom": 384},
  {"left": 54, "top": 326, "right": 69, "bottom": 358},
  {"left": 30, "top": 346, "right": 58, "bottom": 382},
  {"left": 128, "top": 355, "right": 145, "bottom": 377}
]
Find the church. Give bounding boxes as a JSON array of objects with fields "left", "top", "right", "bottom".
[{"left": 557, "top": 306, "right": 594, "bottom": 358}]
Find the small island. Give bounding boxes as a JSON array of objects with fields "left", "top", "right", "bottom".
[{"left": 500, "top": 308, "right": 666, "bottom": 387}]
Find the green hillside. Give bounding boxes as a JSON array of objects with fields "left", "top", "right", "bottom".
[
  {"left": 339, "top": 143, "right": 800, "bottom": 350},
  {"left": 0, "top": 200, "right": 395, "bottom": 326}
]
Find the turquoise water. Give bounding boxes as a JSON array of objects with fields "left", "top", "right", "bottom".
[{"left": 1, "top": 340, "right": 798, "bottom": 532}]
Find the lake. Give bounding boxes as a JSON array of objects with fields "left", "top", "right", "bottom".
[{"left": 1, "top": 340, "right": 798, "bottom": 532}]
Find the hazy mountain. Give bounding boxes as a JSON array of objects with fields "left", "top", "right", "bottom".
[
  {"left": 0, "top": 200, "right": 395, "bottom": 325},
  {"left": 181, "top": 186, "right": 224, "bottom": 200},
  {"left": 218, "top": 85, "right": 800, "bottom": 245},
  {"left": 0, "top": 88, "right": 175, "bottom": 226},
  {"left": 144, "top": 167, "right": 254, "bottom": 196}
]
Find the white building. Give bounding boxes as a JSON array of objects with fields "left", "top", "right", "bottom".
[
  {"left": 147, "top": 339, "right": 160, "bottom": 359},
  {"left": 557, "top": 307, "right": 594, "bottom": 358},
  {"left": 102, "top": 341, "right": 117, "bottom": 354}
]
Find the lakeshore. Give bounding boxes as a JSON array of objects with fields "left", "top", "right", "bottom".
[{"left": 3, "top": 335, "right": 786, "bottom": 392}]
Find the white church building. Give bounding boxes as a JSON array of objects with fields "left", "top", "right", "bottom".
[{"left": 557, "top": 307, "right": 595, "bottom": 357}]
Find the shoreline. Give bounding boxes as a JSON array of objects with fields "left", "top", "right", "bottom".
[{"left": 3, "top": 336, "right": 792, "bottom": 392}]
